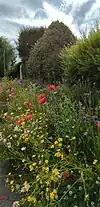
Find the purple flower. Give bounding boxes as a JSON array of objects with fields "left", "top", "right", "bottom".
[
  {"left": 18, "top": 79, "right": 22, "bottom": 85},
  {"left": 92, "top": 116, "right": 97, "bottom": 120}
]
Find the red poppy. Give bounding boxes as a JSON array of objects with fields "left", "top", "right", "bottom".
[
  {"left": 25, "top": 101, "right": 32, "bottom": 107},
  {"left": 25, "top": 114, "right": 32, "bottom": 120},
  {"left": 62, "top": 171, "right": 70, "bottom": 179},
  {"left": 16, "top": 117, "right": 25, "bottom": 124},
  {"left": 38, "top": 97, "right": 46, "bottom": 104},
  {"left": 97, "top": 121, "right": 100, "bottom": 128},
  {"left": 38, "top": 93, "right": 47, "bottom": 99},
  {"left": 7, "top": 115, "right": 13, "bottom": 119},
  {"left": 47, "top": 84, "right": 56, "bottom": 90}
]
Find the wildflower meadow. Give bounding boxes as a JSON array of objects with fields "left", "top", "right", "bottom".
[{"left": 0, "top": 78, "right": 100, "bottom": 207}]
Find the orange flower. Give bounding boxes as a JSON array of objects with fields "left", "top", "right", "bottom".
[{"left": 16, "top": 117, "right": 25, "bottom": 124}]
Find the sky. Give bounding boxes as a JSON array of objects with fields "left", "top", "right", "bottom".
[{"left": 0, "top": 0, "right": 100, "bottom": 44}]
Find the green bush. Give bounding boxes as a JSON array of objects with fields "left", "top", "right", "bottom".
[
  {"left": 60, "top": 26, "right": 100, "bottom": 87},
  {"left": 27, "top": 20, "right": 76, "bottom": 84},
  {"left": 17, "top": 26, "right": 45, "bottom": 76}
]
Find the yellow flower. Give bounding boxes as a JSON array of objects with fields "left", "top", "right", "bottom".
[
  {"left": 58, "top": 143, "right": 62, "bottom": 147},
  {"left": 41, "top": 155, "right": 44, "bottom": 158},
  {"left": 50, "top": 192, "right": 55, "bottom": 200},
  {"left": 21, "top": 122, "right": 25, "bottom": 127},
  {"left": 8, "top": 172, "right": 11, "bottom": 176},
  {"left": 40, "top": 180, "right": 42, "bottom": 184},
  {"left": 32, "top": 162, "right": 36, "bottom": 166},
  {"left": 24, "top": 133, "right": 29, "bottom": 139},
  {"left": 19, "top": 174, "right": 22, "bottom": 177},
  {"left": 93, "top": 159, "right": 98, "bottom": 165},
  {"left": 50, "top": 145, "right": 54, "bottom": 149},
  {"left": 58, "top": 138, "right": 63, "bottom": 142},
  {"left": 10, "top": 185, "right": 15, "bottom": 192},
  {"left": 32, "top": 155, "right": 36, "bottom": 158},
  {"left": 50, "top": 189, "right": 57, "bottom": 200},
  {"left": 55, "top": 151, "right": 62, "bottom": 157},
  {"left": 46, "top": 181, "right": 50, "bottom": 186},
  {"left": 61, "top": 154, "right": 64, "bottom": 160},
  {"left": 45, "top": 160, "right": 49, "bottom": 164},
  {"left": 53, "top": 189, "right": 57, "bottom": 194},
  {"left": 50, "top": 175, "right": 54, "bottom": 181},
  {"left": 10, "top": 180, "right": 14, "bottom": 185},
  {"left": 41, "top": 139, "right": 44, "bottom": 143},
  {"left": 23, "top": 181, "right": 30, "bottom": 191},
  {"left": 52, "top": 168, "right": 59, "bottom": 176},
  {"left": 54, "top": 141, "right": 58, "bottom": 145},
  {"left": 29, "top": 165, "right": 33, "bottom": 171},
  {"left": 46, "top": 187, "right": 49, "bottom": 192},
  {"left": 42, "top": 166, "right": 46, "bottom": 171},
  {"left": 27, "top": 196, "right": 36, "bottom": 203},
  {"left": 40, "top": 135, "right": 44, "bottom": 138}
]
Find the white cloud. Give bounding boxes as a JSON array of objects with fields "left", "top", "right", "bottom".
[
  {"left": 85, "top": 0, "right": 100, "bottom": 20},
  {"left": 6, "top": 1, "right": 80, "bottom": 37}
]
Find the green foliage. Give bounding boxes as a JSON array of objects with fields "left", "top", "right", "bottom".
[
  {"left": 0, "top": 36, "right": 15, "bottom": 77},
  {"left": 0, "top": 80, "right": 100, "bottom": 206},
  {"left": 27, "top": 20, "right": 76, "bottom": 84},
  {"left": 18, "top": 26, "right": 45, "bottom": 59},
  {"left": 17, "top": 26, "right": 45, "bottom": 76},
  {"left": 7, "top": 62, "right": 21, "bottom": 79},
  {"left": 60, "top": 26, "right": 100, "bottom": 87}
]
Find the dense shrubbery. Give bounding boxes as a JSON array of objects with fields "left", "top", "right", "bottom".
[
  {"left": 18, "top": 26, "right": 45, "bottom": 60},
  {"left": 27, "top": 21, "right": 76, "bottom": 84},
  {"left": 17, "top": 27, "right": 45, "bottom": 76},
  {"left": 0, "top": 80, "right": 100, "bottom": 207},
  {"left": 60, "top": 26, "right": 100, "bottom": 87}
]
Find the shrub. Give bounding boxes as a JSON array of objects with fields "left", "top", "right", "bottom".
[
  {"left": 17, "top": 26, "right": 45, "bottom": 76},
  {"left": 27, "top": 20, "right": 76, "bottom": 84},
  {"left": 60, "top": 26, "right": 100, "bottom": 87}
]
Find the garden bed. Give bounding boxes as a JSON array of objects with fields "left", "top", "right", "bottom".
[{"left": 0, "top": 80, "right": 100, "bottom": 207}]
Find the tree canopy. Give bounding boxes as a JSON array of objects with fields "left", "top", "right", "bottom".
[
  {"left": 27, "top": 20, "right": 76, "bottom": 84},
  {"left": 0, "top": 36, "right": 15, "bottom": 77}
]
